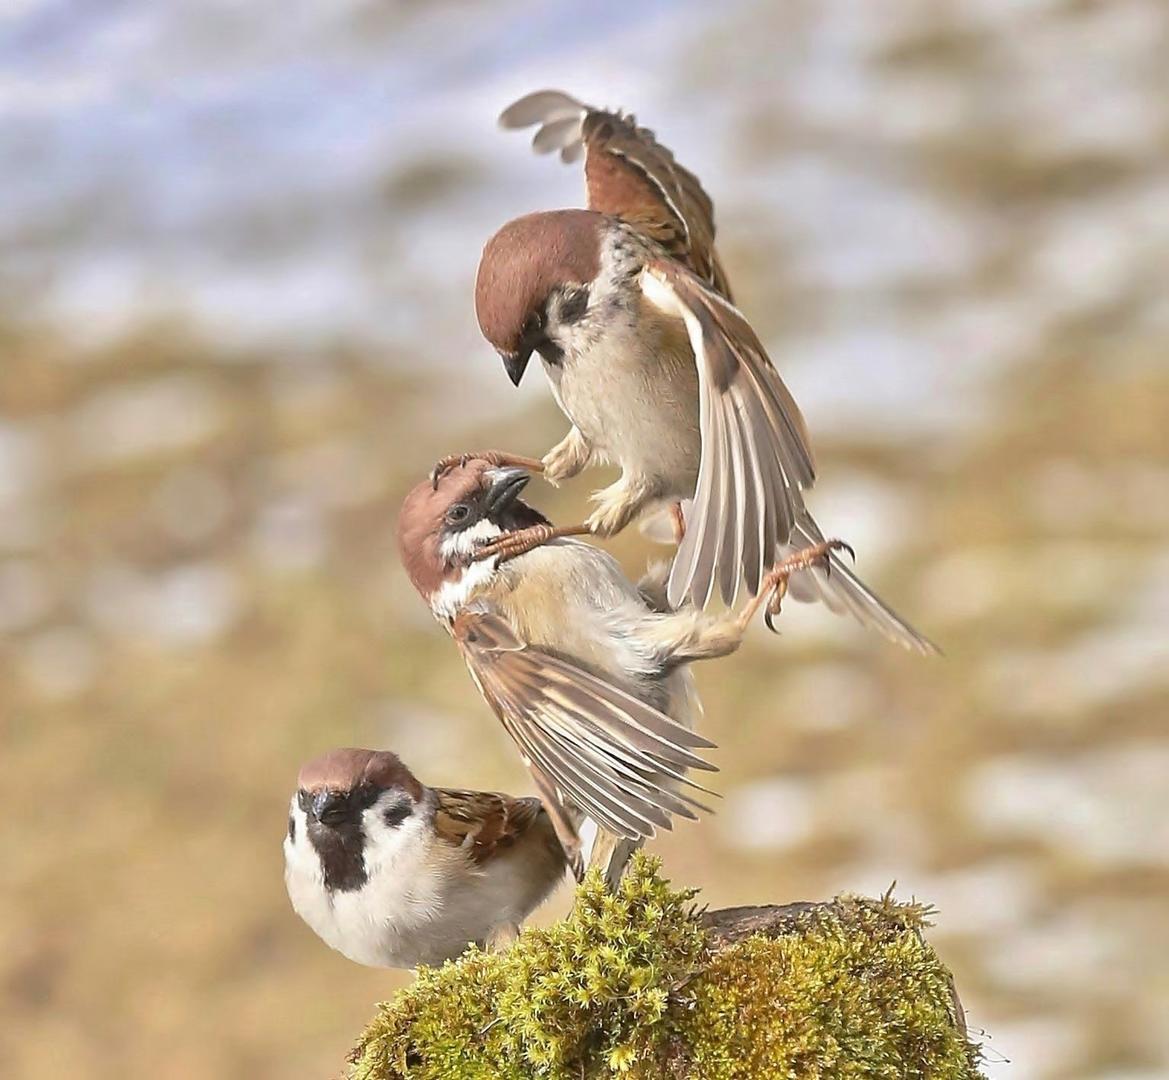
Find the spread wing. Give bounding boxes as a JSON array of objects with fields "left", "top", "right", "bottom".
[
  {"left": 641, "top": 259, "right": 939, "bottom": 654},
  {"left": 451, "top": 605, "right": 718, "bottom": 851},
  {"left": 499, "top": 89, "right": 732, "bottom": 300},
  {"left": 641, "top": 258, "right": 816, "bottom": 609},
  {"left": 432, "top": 788, "right": 560, "bottom": 866}
]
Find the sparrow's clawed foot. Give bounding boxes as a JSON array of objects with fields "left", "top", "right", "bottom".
[
  {"left": 430, "top": 450, "right": 546, "bottom": 489},
  {"left": 541, "top": 426, "right": 593, "bottom": 486},
  {"left": 758, "top": 539, "right": 856, "bottom": 633},
  {"left": 584, "top": 475, "right": 655, "bottom": 537},
  {"left": 484, "top": 922, "right": 521, "bottom": 954},
  {"left": 473, "top": 522, "right": 591, "bottom": 563}
]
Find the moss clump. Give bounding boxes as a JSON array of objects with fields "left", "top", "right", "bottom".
[{"left": 349, "top": 855, "right": 982, "bottom": 1079}]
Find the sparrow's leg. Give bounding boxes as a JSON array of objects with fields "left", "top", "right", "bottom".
[
  {"left": 429, "top": 450, "right": 546, "bottom": 489},
  {"left": 642, "top": 539, "right": 855, "bottom": 663},
  {"left": 541, "top": 426, "right": 593, "bottom": 486},
  {"left": 473, "top": 523, "right": 592, "bottom": 563},
  {"left": 586, "top": 831, "right": 641, "bottom": 892},
  {"left": 485, "top": 922, "right": 521, "bottom": 953},
  {"left": 670, "top": 502, "right": 686, "bottom": 544},
  {"left": 584, "top": 473, "right": 657, "bottom": 537}
]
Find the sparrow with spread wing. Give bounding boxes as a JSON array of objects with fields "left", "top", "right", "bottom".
[
  {"left": 398, "top": 456, "right": 847, "bottom": 884},
  {"left": 448, "top": 90, "right": 936, "bottom": 654},
  {"left": 284, "top": 748, "right": 567, "bottom": 968}
]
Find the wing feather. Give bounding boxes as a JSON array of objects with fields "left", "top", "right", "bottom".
[
  {"left": 721, "top": 391, "right": 756, "bottom": 606},
  {"left": 531, "top": 115, "right": 586, "bottom": 155},
  {"left": 642, "top": 261, "right": 938, "bottom": 652},
  {"left": 507, "top": 721, "right": 669, "bottom": 837},
  {"left": 782, "top": 513, "right": 940, "bottom": 654},
  {"left": 499, "top": 90, "right": 585, "bottom": 129},
  {"left": 641, "top": 261, "right": 816, "bottom": 609},
  {"left": 453, "top": 607, "right": 718, "bottom": 844},
  {"left": 502, "top": 671, "right": 716, "bottom": 808},
  {"left": 498, "top": 89, "right": 731, "bottom": 298}
]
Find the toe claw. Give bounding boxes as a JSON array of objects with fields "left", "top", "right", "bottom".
[
  {"left": 828, "top": 539, "right": 856, "bottom": 563},
  {"left": 430, "top": 453, "right": 475, "bottom": 489},
  {"left": 430, "top": 457, "right": 454, "bottom": 489}
]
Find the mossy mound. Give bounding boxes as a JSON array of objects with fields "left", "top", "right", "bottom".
[{"left": 349, "top": 855, "right": 983, "bottom": 1079}]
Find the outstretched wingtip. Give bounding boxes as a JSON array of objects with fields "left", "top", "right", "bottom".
[{"left": 498, "top": 89, "right": 586, "bottom": 130}]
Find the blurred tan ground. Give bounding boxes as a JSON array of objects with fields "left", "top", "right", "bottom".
[{"left": 2, "top": 2, "right": 1168, "bottom": 1078}]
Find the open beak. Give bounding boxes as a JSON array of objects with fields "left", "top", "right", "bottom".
[
  {"left": 484, "top": 466, "right": 530, "bottom": 513},
  {"left": 500, "top": 348, "right": 532, "bottom": 387}
]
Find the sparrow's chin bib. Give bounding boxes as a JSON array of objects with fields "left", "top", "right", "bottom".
[{"left": 305, "top": 818, "right": 368, "bottom": 893}]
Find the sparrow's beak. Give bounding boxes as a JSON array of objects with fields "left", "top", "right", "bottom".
[
  {"left": 500, "top": 348, "right": 531, "bottom": 387},
  {"left": 311, "top": 790, "right": 349, "bottom": 826},
  {"left": 483, "top": 466, "right": 530, "bottom": 514}
]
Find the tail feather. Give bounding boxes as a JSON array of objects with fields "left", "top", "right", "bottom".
[{"left": 780, "top": 511, "right": 940, "bottom": 655}]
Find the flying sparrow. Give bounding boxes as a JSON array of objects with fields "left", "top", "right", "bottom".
[
  {"left": 398, "top": 455, "right": 847, "bottom": 883},
  {"left": 458, "top": 90, "right": 936, "bottom": 654},
  {"left": 283, "top": 747, "right": 568, "bottom": 968}
]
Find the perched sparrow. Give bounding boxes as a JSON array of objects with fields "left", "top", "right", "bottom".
[
  {"left": 465, "top": 90, "right": 936, "bottom": 654},
  {"left": 398, "top": 455, "right": 846, "bottom": 883},
  {"left": 283, "top": 747, "right": 567, "bottom": 968}
]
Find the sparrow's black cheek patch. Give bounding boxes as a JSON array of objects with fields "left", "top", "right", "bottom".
[
  {"left": 559, "top": 287, "right": 589, "bottom": 324},
  {"left": 288, "top": 815, "right": 296, "bottom": 842},
  {"left": 382, "top": 802, "right": 411, "bottom": 829}
]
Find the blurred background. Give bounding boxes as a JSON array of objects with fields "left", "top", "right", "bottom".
[{"left": 1, "top": 0, "right": 1167, "bottom": 1077}]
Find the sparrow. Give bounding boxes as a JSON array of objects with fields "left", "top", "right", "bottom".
[
  {"left": 283, "top": 747, "right": 568, "bottom": 968},
  {"left": 460, "top": 89, "right": 937, "bottom": 654},
  {"left": 398, "top": 455, "right": 848, "bottom": 883}
]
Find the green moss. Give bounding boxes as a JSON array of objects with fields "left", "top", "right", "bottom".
[{"left": 349, "top": 856, "right": 982, "bottom": 1079}]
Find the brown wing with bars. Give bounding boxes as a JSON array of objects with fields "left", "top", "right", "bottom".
[
  {"left": 431, "top": 788, "right": 552, "bottom": 864},
  {"left": 451, "top": 604, "right": 717, "bottom": 854},
  {"left": 499, "top": 89, "right": 733, "bottom": 301}
]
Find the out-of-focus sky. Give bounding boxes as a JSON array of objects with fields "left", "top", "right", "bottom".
[{"left": 2, "top": 1, "right": 1168, "bottom": 1078}]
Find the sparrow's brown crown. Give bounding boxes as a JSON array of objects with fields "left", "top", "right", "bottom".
[
  {"left": 475, "top": 209, "right": 603, "bottom": 359},
  {"left": 397, "top": 460, "right": 548, "bottom": 601},
  {"left": 398, "top": 461, "right": 493, "bottom": 599},
  {"left": 297, "top": 747, "right": 422, "bottom": 802}
]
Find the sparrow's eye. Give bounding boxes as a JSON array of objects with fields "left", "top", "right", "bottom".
[
  {"left": 446, "top": 503, "right": 471, "bottom": 524},
  {"left": 297, "top": 790, "right": 310, "bottom": 813},
  {"left": 522, "top": 310, "right": 543, "bottom": 339}
]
